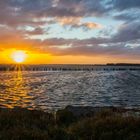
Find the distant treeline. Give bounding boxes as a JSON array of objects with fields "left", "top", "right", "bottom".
[{"left": 107, "top": 63, "right": 140, "bottom": 66}]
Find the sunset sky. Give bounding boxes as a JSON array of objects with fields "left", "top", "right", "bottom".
[{"left": 0, "top": 0, "right": 140, "bottom": 64}]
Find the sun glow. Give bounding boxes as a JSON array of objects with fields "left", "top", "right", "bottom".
[{"left": 11, "top": 51, "right": 27, "bottom": 63}]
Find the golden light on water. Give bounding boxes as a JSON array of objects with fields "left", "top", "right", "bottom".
[{"left": 11, "top": 50, "right": 27, "bottom": 63}]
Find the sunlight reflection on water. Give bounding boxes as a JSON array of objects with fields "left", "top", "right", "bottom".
[{"left": 0, "top": 69, "right": 34, "bottom": 109}]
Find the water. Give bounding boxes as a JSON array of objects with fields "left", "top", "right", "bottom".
[{"left": 0, "top": 70, "right": 140, "bottom": 111}]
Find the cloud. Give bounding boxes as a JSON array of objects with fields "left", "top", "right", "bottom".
[
  {"left": 26, "top": 35, "right": 140, "bottom": 60},
  {"left": 0, "top": 0, "right": 140, "bottom": 61},
  {"left": 25, "top": 27, "right": 45, "bottom": 35},
  {"left": 33, "top": 38, "right": 140, "bottom": 59},
  {"left": 112, "top": 21, "right": 140, "bottom": 43},
  {"left": 113, "top": 0, "right": 140, "bottom": 10},
  {"left": 55, "top": 17, "right": 102, "bottom": 30}
]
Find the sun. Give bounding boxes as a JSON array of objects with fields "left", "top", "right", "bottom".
[{"left": 11, "top": 50, "right": 27, "bottom": 63}]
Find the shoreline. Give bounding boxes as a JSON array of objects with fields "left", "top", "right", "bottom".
[
  {"left": 1, "top": 105, "right": 140, "bottom": 117},
  {"left": 1, "top": 105, "right": 140, "bottom": 114}
]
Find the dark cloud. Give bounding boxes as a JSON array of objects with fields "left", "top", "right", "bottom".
[
  {"left": 25, "top": 28, "right": 45, "bottom": 35},
  {"left": 113, "top": 0, "right": 140, "bottom": 10},
  {"left": 114, "top": 12, "right": 140, "bottom": 21},
  {"left": 0, "top": 0, "right": 139, "bottom": 28},
  {"left": 0, "top": 0, "right": 139, "bottom": 24},
  {"left": 0, "top": 0, "right": 107, "bottom": 20},
  {"left": 28, "top": 34, "right": 140, "bottom": 58},
  {"left": 10, "top": 0, "right": 52, "bottom": 12},
  {"left": 112, "top": 21, "right": 140, "bottom": 43},
  {"left": 38, "top": 38, "right": 140, "bottom": 59}
]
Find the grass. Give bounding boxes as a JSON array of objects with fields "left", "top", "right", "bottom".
[{"left": 0, "top": 107, "right": 140, "bottom": 140}]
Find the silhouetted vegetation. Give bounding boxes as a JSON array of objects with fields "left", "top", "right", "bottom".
[{"left": 0, "top": 107, "right": 140, "bottom": 140}]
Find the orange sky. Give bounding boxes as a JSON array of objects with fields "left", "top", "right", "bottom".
[
  {"left": 1, "top": 48, "right": 140, "bottom": 64},
  {"left": 0, "top": 34, "right": 139, "bottom": 64}
]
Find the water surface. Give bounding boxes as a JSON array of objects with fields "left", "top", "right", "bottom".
[{"left": 0, "top": 71, "right": 140, "bottom": 111}]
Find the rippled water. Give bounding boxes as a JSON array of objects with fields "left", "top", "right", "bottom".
[{"left": 0, "top": 70, "right": 140, "bottom": 111}]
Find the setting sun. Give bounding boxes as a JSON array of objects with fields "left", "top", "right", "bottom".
[{"left": 11, "top": 51, "right": 27, "bottom": 63}]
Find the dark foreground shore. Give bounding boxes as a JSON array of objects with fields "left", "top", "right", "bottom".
[{"left": 0, "top": 106, "right": 140, "bottom": 140}]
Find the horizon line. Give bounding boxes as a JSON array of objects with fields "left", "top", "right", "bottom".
[{"left": 0, "top": 63, "right": 140, "bottom": 65}]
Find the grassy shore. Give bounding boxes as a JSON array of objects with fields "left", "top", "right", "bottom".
[{"left": 0, "top": 107, "right": 140, "bottom": 140}]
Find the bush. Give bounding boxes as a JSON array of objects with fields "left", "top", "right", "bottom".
[
  {"left": 56, "top": 109, "right": 77, "bottom": 126},
  {"left": 0, "top": 107, "right": 140, "bottom": 140}
]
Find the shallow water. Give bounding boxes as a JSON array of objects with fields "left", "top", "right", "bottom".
[{"left": 0, "top": 71, "right": 140, "bottom": 111}]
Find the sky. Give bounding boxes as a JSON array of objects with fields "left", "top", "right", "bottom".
[{"left": 0, "top": 0, "right": 140, "bottom": 64}]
